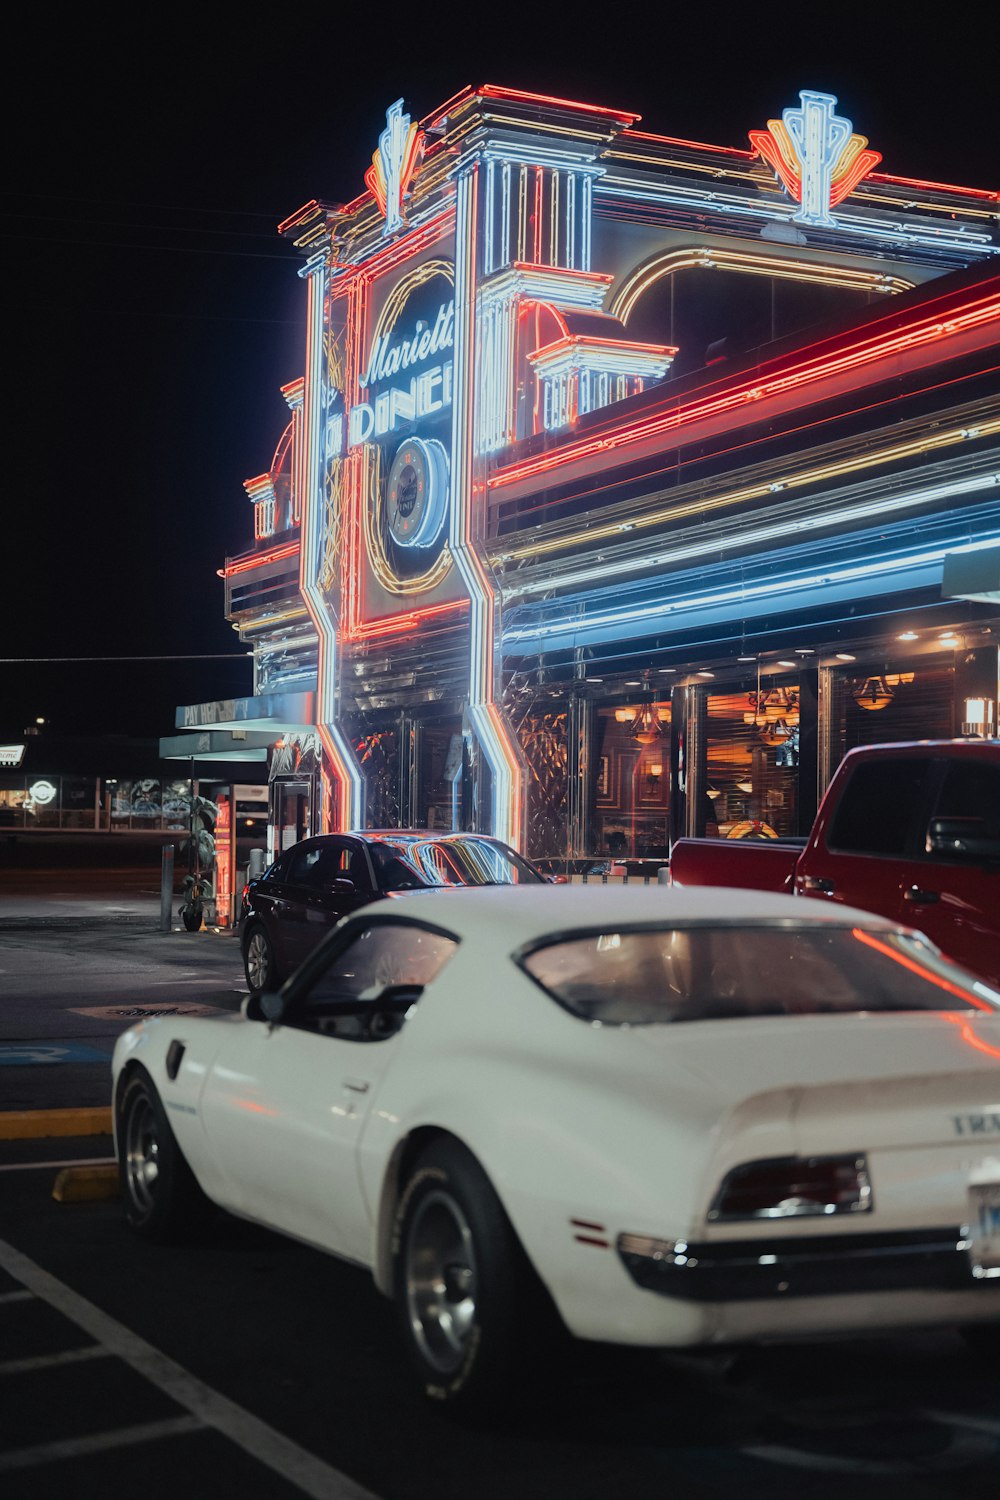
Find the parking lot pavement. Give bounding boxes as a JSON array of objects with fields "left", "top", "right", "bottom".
[{"left": 0, "top": 887, "right": 247, "bottom": 1118}]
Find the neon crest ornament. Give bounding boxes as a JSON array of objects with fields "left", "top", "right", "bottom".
[
  {"left": 749, "top": 90, "right": 881, "bottom": 227},
  {"left": 365, "top": 99, "right": 422, "bottom": 235}
]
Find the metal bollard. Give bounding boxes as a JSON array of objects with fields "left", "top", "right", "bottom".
[
  {"left": 160, "top": 844, "right": 175, "bottom": 932},
  {"left": 657, "top": 865, "right": 670, "bottom": 885}
]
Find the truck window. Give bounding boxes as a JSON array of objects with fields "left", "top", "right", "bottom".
[
  {"left": 926, "top": 761, "right": 1000, "bottom": 858},
  {"left": 827, "top": 758, "right": 931, "bottom": 855}
]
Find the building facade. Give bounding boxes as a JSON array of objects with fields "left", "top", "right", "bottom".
[{"left": 170, "top": 85, "right": 1000, "bottom": 864}]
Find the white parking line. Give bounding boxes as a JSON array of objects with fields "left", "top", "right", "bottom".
[
  {"left": 0, "top": 1238, "right": 380, "bottom": 1499},
  {"left": 0, "top": 1158, "right": 115, "bottom": 1173},
  {"left": 0, "top": 1344, "right": 111, "bottom": 1376},
  {"left": 0, "top": 1415, "right": 205, "bottom": 1471}
]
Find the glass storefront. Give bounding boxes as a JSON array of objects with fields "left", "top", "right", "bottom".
[{"left": 701, "top": 681, "right": 801, "bottom": 840}]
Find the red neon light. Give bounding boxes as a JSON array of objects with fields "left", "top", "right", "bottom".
[
  {"left": 869, "top": 171, "right": 1000, "bottom": 203},
  {"left": 851, "top": 928, "right": 996, "bottom": 1011},
  {"left": 624, "top": 128, "right": 753, "bottom": 159},
  {"left": 219, "top": 542, "right": 300, "bottom": 578},
  {"left": 490, "top": 288, "right": 1000, "bottom": 488},
  {"left": 345, "top": 598, "right": 469, "bottom": 642},
  {"left": 277, "top": 200, "right": 323, "bottom": 236},
  {"left": 355, "top": 207, "right": 453, "bottom": 284},
  {"left": 476, "top": 84, "right": 640, "bottom": 126}
]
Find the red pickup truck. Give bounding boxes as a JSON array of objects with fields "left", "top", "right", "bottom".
[{"left": 668, "top": 741, "right": 1000, "bottom": 987}]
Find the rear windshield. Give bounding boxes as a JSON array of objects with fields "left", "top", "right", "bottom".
[
  {"left": 521, "top": 924, "right": 1000, "bottom": 1024},
  {"left": 369, "top": 836, "right": 542, "bottom": 890}
]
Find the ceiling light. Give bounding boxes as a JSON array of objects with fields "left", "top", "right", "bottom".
[
  {"left": 696, "top": 671, "right": 715, "bottom": 678},
  {"left": 939, "top": 633, "right": 958, "bottom": 644},
  {"left": 737, "top": 655, "right": 756, "bottom": 662},
  {"left": 897, "top": 631, "right": 918, "bottom": 641},
  {"left": 658, "top": 667, "right": 677, "bottom": 673},
  {"left": 836, "top": 653, "right": 856, "bottom": 661},
  {"left": 777, "top": 660, "right": 797, "bottom": 668},
  {"left": 795, "top": 649, "right": 814, "bottom": 655}
]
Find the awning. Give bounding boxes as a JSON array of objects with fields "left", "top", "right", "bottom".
[
  {"left": 942, "top": 545, "right": 1000, "bottom": 604},
  {"left": 159, "top": 730, "right": 274, "bottom": 763},
  {"left": 174, "top": 690, "right": 315, "bottom": 732}
]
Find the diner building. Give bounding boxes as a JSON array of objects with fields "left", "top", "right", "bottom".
[{"left": 167, "top": 85, "right": 1000, "bottom": 864}]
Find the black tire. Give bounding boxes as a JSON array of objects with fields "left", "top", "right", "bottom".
[
  {"left": 243, "top": 923, "right": 279, "bottom": 994},
  {"left": 392, "top": 1138, "right": 559, "bottom": 1414},
  {"left": 116, "top": 1066, "right": 209, "bottom": 1242}
]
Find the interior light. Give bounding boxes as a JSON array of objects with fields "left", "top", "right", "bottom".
[
  {"left": 737, "top": 656, "right": 757, "bottom": 663},
  {"left": 836, "top": 653, "right": 856, "bottom": 661},
  {"left": 898, "top": 631, "right": 918, "bottom": 641},
  {"left": 962, "top": 698, "right": 996, "bottom": 737},
  {"left": 777, "top": 660, "right": 797, "bottom": 668},
  {"left": 696, "top": 671, "right": 715, "bottom": 678},
  {"left": 795, "top": 649, "right": 814, "bottom": 655}
]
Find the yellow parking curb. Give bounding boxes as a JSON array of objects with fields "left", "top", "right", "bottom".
[
  {"left": 52, "top": 1164, "right": 121, "bottom": 1203},
  {"left": 0, "top": 1107, "right": 113, "bottom": 1141}
]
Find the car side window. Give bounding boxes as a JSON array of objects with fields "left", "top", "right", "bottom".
[
  {"left": 287, "top": 843, "right": 327, "bottom": 887},
  {"left": 827, "top": 758, "right": 931, "bottom": 856},
  {"left": 925, "top": 761, "right": 1000, "bottom": 861},
  {"left": 292, "top": 922, "right": 458, "bottom": 1041},
  {"left": 284, "top": 840, "right": 373, "bottom": 892}
]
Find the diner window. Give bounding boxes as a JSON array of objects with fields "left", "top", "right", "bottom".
[
  {"left": 701, "top": 682, "right": 800, "bottom": 839},
  {"left": 593, "top": 690, "right": 670, "bottom": 860},
  {"left": 831, "top": 659, "right": 953, "bottom": 762}
]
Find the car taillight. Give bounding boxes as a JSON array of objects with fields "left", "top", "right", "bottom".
[{"left": 708, "top": 1155, "right": 872, "bottom": 1222}]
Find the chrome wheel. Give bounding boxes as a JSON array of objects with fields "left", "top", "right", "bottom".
[
  {"left": 123, "top": 1090, "right": 160, "bottom": 1217},
  {"left": 404, "top": 1187, "right": 479, "bottom": 1375},
  {"left": 245, "top": 927, "right": 273, "bottom": 992}
]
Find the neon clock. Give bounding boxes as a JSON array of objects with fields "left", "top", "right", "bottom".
[{"left": 385, "top": 438, "right": 449, "bottom": 550}]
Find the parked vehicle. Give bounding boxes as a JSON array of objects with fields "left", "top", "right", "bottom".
[
  {"left": 113, "top": 885, "right": 1000, "bottom": 1413},
  {"left": 669, "top": 741, "right": 1000, "bottom": 985},
  {"left": 239, "top": 830, "right": 543, "bottom": 994}
]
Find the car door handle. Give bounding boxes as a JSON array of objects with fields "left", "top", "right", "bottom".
[
  {"left": 904, "top": 886, "right": 940, "bottom": 905},
  {"left": 343, "top": 1078, "right": 370, "bottom": 1093},
  {"left": 801, "top": 875, "right": 835, "bottom": 894}
]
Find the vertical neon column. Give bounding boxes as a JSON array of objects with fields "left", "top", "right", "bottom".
[
  {"left": 449, "top": 168, "right": 524, "bottom": 849},
  {"left": 299, "top": 254, "right": 365, "bottom": 831}
]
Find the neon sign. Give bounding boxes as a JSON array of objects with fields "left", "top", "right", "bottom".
[
  {"left": 365, "top": 99, "right": 422, "bottom": 236},
  {"left": 749, "top": 90, "right": 881, "bottom": 226},
  {"left": 349, "top": 300, "right": 455, "bottom": 447}
]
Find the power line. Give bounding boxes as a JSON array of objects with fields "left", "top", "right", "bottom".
[{"left": 1, "top": 655, "right": 252, "bottom": 664}]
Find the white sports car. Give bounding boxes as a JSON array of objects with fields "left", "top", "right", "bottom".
[{"left": 112, "top": 886, "right": 1000, "bottom": 1410}]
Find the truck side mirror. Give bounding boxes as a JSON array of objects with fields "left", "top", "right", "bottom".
[{"left": 926, "top": 816, "right": 1000, "bottom": 861}]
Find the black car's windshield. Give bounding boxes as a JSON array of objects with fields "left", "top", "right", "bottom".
[
  {"left": 370, "top": 837, "right": 542, "bottom": 890},
  {"left": 521, "top": 924, "right": 1000, "bottom": 1024}
]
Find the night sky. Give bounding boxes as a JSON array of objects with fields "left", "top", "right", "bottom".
[{"left": 7, "top": 7, "right": 995, "bottom": 744}]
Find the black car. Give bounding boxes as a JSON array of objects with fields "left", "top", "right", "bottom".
[{"left": 239, "top": 829, "right": 543, "bottom": 993}]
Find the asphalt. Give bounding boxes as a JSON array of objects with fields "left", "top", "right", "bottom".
[{"left": 0, "top": 876, "right": 243, "bottom": 1202}]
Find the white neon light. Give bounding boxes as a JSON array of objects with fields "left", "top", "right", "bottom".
[
  {"left": 503, "top": 471, "right": 1000, "bottom": 598},
  {"left": 299, "top": 261, "right": 364, "bottom": 829},
  {"left": 503, "top": 535, "right": 1000, "bottom": 645},
  {"left": 784, "top": 91, "right": 853, "bottom": 227},
  {"left": 595, "top": 179, "right": 998, "bottom": 257},
  {"left": 449, "top": 169, "right": 521, "bottom": 846}
]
